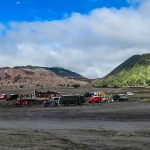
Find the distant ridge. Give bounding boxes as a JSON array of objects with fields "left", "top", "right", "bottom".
[
  {"left": 14, "top": 65, "right": 85, "bottom": 79},
  {"left": 43, "top": 67, "right": 84, "bottom": 79},
  {"left": 0, "top": 67, "right": 90, "bottom": 90},
  {"left": 94, "top": 53, "right": 150, "bottom": 87}
]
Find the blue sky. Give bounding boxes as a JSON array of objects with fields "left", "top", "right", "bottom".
[
  {"left": 0, "top": 0, "right": 150, "bottom": 78},
  {"left": 0, "top": 0, "right": 131, "bottom": 22}
]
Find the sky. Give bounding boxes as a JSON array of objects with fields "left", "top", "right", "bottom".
[{"left": 0, "top": 0, "right": 150, "bottom": 79}]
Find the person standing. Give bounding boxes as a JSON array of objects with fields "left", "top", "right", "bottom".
[{"left": 57, "top": 97, "right": 61, "bottom": 107}]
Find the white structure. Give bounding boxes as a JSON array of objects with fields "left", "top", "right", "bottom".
[{"left": 127, "top": 92, "right": 134, "bottom": 96}]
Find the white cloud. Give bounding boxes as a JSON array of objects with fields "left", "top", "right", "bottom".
[
  {"left": 16, "top": 2, "right": 21, "bottom": 4},
  {"left": 0, "top": 1, "right": 150, "bottom": 79}
]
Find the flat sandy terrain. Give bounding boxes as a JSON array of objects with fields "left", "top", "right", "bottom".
[
  {"left": 0, "top": 87, "right": 150, "bottom": 150},
  {"left": 0, "top": 99, "right": 150, "bottom": 150}
]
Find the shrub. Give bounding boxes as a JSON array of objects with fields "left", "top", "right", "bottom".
[
  {"left": 20, "top": 85, "right": 23, "bottom": 88},
  {"left": 71, "top": 84, "right": 80, "bottom": 88}
]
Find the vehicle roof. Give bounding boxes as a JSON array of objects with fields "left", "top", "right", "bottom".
[
  {"left": 62, "top": 94, "right": 80, "bottom": 96},
  {"left": 91, "top": 96, "right": 101, "bottom": 97}
]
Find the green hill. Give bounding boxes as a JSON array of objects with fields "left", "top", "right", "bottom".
[{"left": 95, "top": 53, "right": 150, "bottom": 87}]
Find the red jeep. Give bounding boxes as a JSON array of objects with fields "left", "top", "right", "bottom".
[
  {"left": 0, "top": 94, "right": 7, "bottom": 100},
  {"left": 14, "top": 100, "right": 29, "bottom": 106},
  {"left": 89, "top": 96, "right": 103, "bottom": 103}
]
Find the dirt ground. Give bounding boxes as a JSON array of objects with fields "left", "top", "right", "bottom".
[{"left": 0, "top": 87, "right": 150, "bottom": 150}]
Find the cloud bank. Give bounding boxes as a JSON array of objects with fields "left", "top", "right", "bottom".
[{"left": 0, "top": 0, "right": 150, "bottom": 79}]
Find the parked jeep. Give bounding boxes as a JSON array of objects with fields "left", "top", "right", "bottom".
[
  {"left": 14, "top": 100, "right": 29, "bottom": 106},
  {"left": 112, "top": 94, "right": 128, "bottom": 101},
  {"left": 6, "top": 94, "right": 19, "bottom": 101},
  {"left": 0, "top": 94, "right": 7, "bottom": 100},
  {"left": 89, "top": 96, "right": 102, "bottom": 103}
]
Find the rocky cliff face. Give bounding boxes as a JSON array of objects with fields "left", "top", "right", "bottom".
[{"left": 0, "top": 67, "right": 89, "bottom": 90}]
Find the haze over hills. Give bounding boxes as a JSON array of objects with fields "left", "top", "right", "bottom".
[{"left": 94, "top": 53, "right": 150, "bottom": 87}]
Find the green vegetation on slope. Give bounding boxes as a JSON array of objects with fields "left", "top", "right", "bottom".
[
  {"left": 15, "top": 65, "right": 39, "bottom": 69},
  {"left": 43, "top": 67, "right": 84, "bottom": 78},
  {"left": 95, "top": 54, "right": 150, "bottom": 87}
]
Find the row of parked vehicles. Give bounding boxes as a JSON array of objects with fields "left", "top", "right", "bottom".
[
  {"left": 87, "top": 91, "right": 133, "bottom": 103},
  {"left": 0, "top": 91, "right": 130, "bottom": 107},
  {"left": 42, "top": 93, "right": 128, "bottom": 107},
  {"left": 36, "top": 90, "right": 132, "bottom": 106},
  {"left": 89, "top": 94, "right": 128, "bottom": 103},
  {"left": 0, "top": 94, "right": 19, "bottom": 101}
]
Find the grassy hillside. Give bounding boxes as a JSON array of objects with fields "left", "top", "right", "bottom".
[{"left": 95, "top": 54, "right": 150, "bottom": 87}]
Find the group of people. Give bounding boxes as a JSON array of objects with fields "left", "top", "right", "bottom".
[
  {"left": 19, "top": 93, "right": 34, "bottom": 99},
  {"left": 43, "top": 94, "right": 62, "bottom": 107}
]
